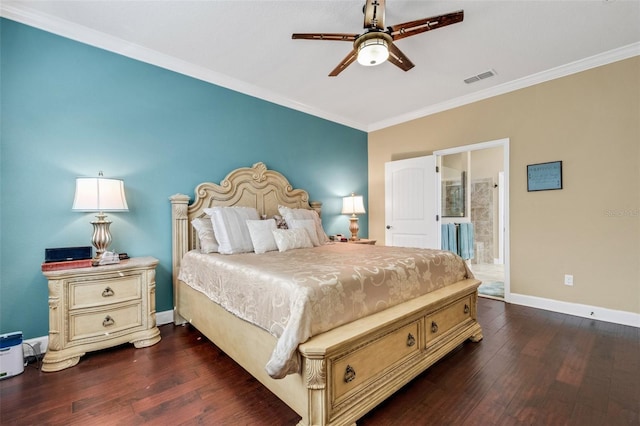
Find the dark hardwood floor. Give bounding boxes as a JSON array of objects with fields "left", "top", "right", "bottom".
[{"left": 1, "top": 298, "right": 638, "bottom": 425}]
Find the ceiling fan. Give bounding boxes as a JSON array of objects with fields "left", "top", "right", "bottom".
[{"left": 292, "top": 0, "right": 464, "bottom": 76}]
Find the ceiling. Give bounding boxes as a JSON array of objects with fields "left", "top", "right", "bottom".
[{"left": 2, "top": 1, "right": 639, "bottom": 131}]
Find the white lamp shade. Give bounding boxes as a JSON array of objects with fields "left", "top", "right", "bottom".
[
  {"left": 72, "top": 177, "right": 129, "bottom": 212},
  {"left": 341, "top": 194, "right": 366, "bottom": 215},
  {"left": 357, "top": 38, "right": 389, "bottom": 67}
]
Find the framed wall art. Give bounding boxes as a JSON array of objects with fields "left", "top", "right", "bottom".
[{"left": 527, "top": 161, "right": 562, "bottom": 192}]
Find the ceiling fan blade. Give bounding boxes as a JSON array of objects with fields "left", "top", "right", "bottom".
[
  {"left": 292, "top": 33, "right": 358, "bottom": 42},
  {"left": 329, "top": 49, "right": 358, "bottom": 77},
  {"left": 363, "top": 0, "right": 386, "bottom": 30},
  {"left": 387, "top": 42, "right": 415, "bottom": 72},
  {"left": 389, "top": 10, "right": 464, "bottom": 41}
]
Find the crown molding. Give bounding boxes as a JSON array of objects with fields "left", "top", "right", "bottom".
[
  {"left": 2, "top": 4, "right": 636, "bottom": 133},
  {"left": 369, "top": 42, "right": 640, "bottom": 132}
]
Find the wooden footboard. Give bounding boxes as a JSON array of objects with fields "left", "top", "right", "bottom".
[
  {"left": 298, "top": 278, "right": 482, "bottom": 425},
  {"left": 176, "top": 277, "right": 482, "bottom": 426}
]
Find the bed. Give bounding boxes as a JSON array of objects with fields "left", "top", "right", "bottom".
[{"left": 170, "top": 162, "right": 483, "bottom": 426}]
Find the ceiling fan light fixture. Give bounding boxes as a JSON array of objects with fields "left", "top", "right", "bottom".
[{"left": 357, "top": 37, "right": 389, "bottom": 66}]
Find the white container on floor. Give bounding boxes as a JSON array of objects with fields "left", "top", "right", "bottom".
[{"left": 0, "top": 331, "right": 24, "bottom": 379}]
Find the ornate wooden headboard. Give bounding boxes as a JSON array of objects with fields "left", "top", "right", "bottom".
[{"left": 169, "top": 162, "right": 322, "bottom": 310}]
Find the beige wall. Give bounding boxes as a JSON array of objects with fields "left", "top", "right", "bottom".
[{"left": 368, "top": 57, "right": 639, "bottom": 314}]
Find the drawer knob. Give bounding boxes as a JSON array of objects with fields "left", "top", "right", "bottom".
[
  {"left": 344, "top": 365, "right": 356, "bottom": 383},
  {"left": 407, "top": 333, "right": 416, "bottom": 347},
  {"left": 431, "top": 321, "right": 439, "bottom": 333},
  {"left": 464, "top": 304, "right": 470, "bottom": 314},
  {"left": 102, "top": 315, "right": 115, "bottom": 327},
  {"left": 102, "top": 287, "right": 115, "bottom": 297}
]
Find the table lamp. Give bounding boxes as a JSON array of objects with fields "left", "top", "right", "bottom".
[
  {"left": 72, "top": 172, "right": 128, "bottom": 264},
  {"left": 341, "top": 193, "right": 366, "bottom": 241}
]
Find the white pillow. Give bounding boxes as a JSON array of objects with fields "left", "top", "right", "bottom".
[
  {"left": 289, "top": 219, "right": 321, "bottom": 246},
  {"left": 278, "top": 206, "right": 329, "bottom": 244},
  {"left": 246, "top": 219, "right": 278, "bottom": 254},
  {"left": 191, "top": 217, "right": 218, "bottom": 253},
  {"left": 204, "top": 206, "right": 259, "bottom": 254},
  {"left": 272, "top": 228, "right": 313, "bottom": 252}
]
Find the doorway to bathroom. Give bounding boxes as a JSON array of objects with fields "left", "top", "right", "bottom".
[{"left": 435, "top": 138, "right": 509, "bottom": 301}]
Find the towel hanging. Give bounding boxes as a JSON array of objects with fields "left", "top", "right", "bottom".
[{"left": 459, "top": 223, "right": 475, "bottom": 260}]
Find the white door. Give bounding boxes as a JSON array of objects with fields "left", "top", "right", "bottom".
[{"left": 385, "top": 156, "right": 438, "bottom": 248}]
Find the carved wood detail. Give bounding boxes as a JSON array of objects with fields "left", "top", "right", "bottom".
[{"left": 305, "top": 358, "right": 327, "bottom": 390}]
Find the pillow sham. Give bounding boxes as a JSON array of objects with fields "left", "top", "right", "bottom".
[
  {"left": 191, "top": 217, "right": 218, "bottom": 253},
  {"left": 289, "top": 219, "right": 321, "bottom": 246},
  {"left": 246, "top": 219, "right": 278, "bottom": 254},
  {"left": 278, "top": 206, "right": 329, "bottom": 244},
  {"left": 204, "top": 206, "right": 260, "bottom": 254},
  {"left": 272, "top": 228, "right": 313, "bottom": 252}
]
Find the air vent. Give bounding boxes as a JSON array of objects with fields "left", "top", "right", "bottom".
[{"left": 464, "top": 69, "right": 496, "bottom": 84}]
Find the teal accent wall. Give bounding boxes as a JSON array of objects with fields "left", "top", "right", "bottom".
[{"left": 0, "top": 19, "right": 368, "bottom": 339}]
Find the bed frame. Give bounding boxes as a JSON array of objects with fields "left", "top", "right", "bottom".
[{"left": 170, "top": 162, "right": 483, "bottom": 426}]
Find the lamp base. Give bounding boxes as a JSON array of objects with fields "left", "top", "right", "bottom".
[
  {"left": 348, "top": 216, "right": 360, "bottom": 241},
  {"left": 91, "top": 213, "right": 113, "bottom": 265}
]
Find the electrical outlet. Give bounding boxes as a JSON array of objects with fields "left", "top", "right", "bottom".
[{"left": 564, "top": 274, "right": 574, "bottom": 286}]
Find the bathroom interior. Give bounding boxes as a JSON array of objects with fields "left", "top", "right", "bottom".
[{"left": 441, "top": 147, "right": 505, "bottom": 299}]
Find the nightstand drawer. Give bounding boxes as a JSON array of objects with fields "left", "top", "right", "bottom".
[
  {"left": 69, "top": 273, "right": 142, "bottom": 309},
  {"left": 69, "top": 303, "right": 143, "bottom": 342}
]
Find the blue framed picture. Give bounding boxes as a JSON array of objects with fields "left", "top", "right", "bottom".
[{"left": 527, "top": 161, "right": 562, "bottom": 191}]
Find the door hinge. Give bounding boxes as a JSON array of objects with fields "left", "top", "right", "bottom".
[
  {"left": 436, "top": 166, "right": 440, "bottom": 173},
  {"left": 436, "top": 214, "right": 440, "bottom": 221}
]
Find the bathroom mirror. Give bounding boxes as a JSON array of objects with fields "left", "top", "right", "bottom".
[{"left": 442, "top": 169, "right": 466, "bottom": 217}]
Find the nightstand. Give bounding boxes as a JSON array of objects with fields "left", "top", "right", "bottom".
[
  {"left": 348, "top": 239, "right": 376, "bottom": 245},
  {"left": 42, "top": 256, "right": 161, "bottom": 372}
]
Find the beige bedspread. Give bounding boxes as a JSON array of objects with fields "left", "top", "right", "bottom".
[{"left": 178, "top": 243, "right": 473, "bottom": 378}]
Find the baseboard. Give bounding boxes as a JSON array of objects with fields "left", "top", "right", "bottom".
[
  {"left": 22, "top": 303, "right": 638, "bottom": 359},
  {"left": 156, "top": 309, "right": 174, "bottom": 326},
  {"left": 23, "top": 336, "right": 48, "bottom": 357},
  {"left": 509, "top": 293, "right": 640, "bottom": 328}
]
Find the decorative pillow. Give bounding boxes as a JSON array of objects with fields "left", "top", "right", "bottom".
[
  {"left": 204, "top": 206, "right": 259, "bottom": 254},
  {"left": 278, "top": 206, "right": 329, "bottom": 244},
  {"left": 191, "top": 217, "right": 218, "bottom": 253},
  {"left": 272, "top": 228, "right": 313, "bottom": 252},
  {"left": 272, "top": 214, "right": 288, "bottom": 229},
  {"left": 246, "top": 219, "right": 278, "bottom": 254},
  {"left": 289, "top": 219, "right": 321, "bottom": 246}
]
